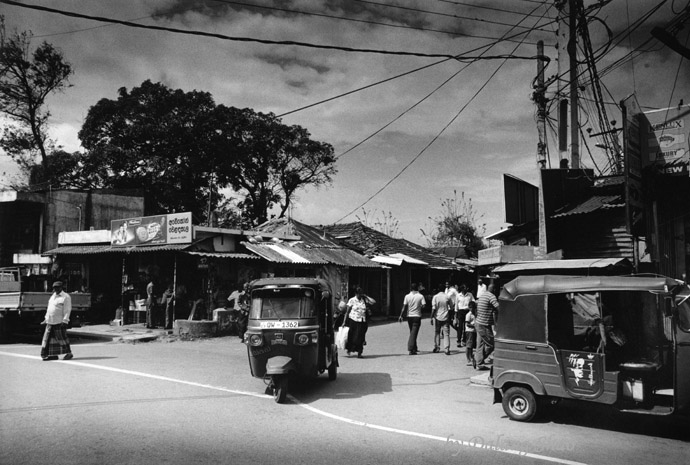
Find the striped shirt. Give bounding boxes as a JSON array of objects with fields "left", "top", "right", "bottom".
[{"left": 475, "top": 291, "right": 499, "bottom": 326}]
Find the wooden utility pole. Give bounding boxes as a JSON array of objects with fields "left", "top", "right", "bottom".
[
  {"left": 556, "top": 0, "right": 580, "bottom": 169},
  {"left": 535, "top": 40, "right": 548, "bottom": 252}
]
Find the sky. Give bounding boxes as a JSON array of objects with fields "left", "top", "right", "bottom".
[{"left": 1, "top": 0, "right": 689, "bottom": 245}]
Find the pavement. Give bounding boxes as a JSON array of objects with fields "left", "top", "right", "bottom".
[{"left": 67, "top": 322, "right": 171, "bottom": 342}]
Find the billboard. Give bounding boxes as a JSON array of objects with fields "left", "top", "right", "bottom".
[
  {"left": 643, "top": 104, "right": 690, "bottom": 176},
  {"left": 111, "top": 212, "right": 192, "bottom": 247}
]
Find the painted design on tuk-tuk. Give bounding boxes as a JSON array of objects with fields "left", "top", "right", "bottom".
[{"left": 567, "top": 353, "right": 596, "bottom": 387}]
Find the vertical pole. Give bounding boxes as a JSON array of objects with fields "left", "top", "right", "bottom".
[
  {"left": 568, "top": 0, "right": 580, "bottom": 169},
  {"left": 556, "top": 0, "right": 569, "bottom": 167},
  {"left": 173, "top": 255, "right": 177, "bottom": 324},
  {"left": 536, "top": 40, "right": 548, "bottom": 253}
]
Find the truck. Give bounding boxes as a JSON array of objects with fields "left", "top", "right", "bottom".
[{"left": 0, "top": 267, "right": 90, "bottom": 341}]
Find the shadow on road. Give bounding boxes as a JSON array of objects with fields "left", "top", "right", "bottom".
[
  {"left": 522, "top": 399, "right": 690, "bottom": 442},
  {"left": 288, "top": 372, "right": 392, "bottom": 404}
]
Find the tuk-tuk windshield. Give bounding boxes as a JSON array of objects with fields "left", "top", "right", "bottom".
[{"left": 250, "top": 287, "right": 317, "bottom": 319}]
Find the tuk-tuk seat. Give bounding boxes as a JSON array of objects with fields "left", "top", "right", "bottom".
[{"left": 619, "top": 361, "right": 660, "bottom": 372}]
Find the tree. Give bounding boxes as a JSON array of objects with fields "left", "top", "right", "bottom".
[
  {"left": 0, "top": 17, "right": 73, "bottom": 175},
  {"left": 421, "top": 191, "right": 486, "bottom": 258},
  {"left": 77, "top": 80, "right": 336, "bottom": 225}
]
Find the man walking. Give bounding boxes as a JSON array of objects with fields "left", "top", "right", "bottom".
[
  {"left": 399, "top": 282, "right": 426, "bottom": 355},
  {"left": 40, "top": 281, "right": 73, "bottom": 361},
  {"left": 431, "top": 287, "right": 453, "bottom": 355},
  {"left": 474, "top": 283, "right": 499, "bottom": 370},
  {"left": 454, "top": 284, "right": 475, "bottom": 347}
]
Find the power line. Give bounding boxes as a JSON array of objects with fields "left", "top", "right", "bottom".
[
  {"left": 351, "top": 0, "right": 553, "bottom": 32},
  {"left": 0, "top": 0, "right": 545, "bottom": 60},
  {"left": 209, "top": 0, "right": 550, "bottom": 45},
  {"left": 332, "top": 1, "right": 551, "bottom": 223},
  {"left": 427, "top": 0, "right": 553, "bottom": 18}
]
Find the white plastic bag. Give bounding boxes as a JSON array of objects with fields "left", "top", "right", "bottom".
[{"left": 335, "top": 326, "right": 349, "bottom": 350}]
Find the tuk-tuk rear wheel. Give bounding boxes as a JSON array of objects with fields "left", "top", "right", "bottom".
[
  {"left": 502, "top": 386, "right": 537, "bottom": 422},
  {"left": 272, "top": 375, "right": 288, "bottom": 403}
]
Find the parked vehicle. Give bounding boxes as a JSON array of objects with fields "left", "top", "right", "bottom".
[
  {"left": 492, "top": 274, "right": 690, "bottom": 422},
  {"left": 0, "top": 267, "right": 90, "bottom": 341},
  {"left": 244, "top": 278, "right": 338, "bottom": 403}
]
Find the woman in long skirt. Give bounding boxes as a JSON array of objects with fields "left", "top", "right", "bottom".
[{"left": 345, "top": 287, "right": 369, "bottom": 358}]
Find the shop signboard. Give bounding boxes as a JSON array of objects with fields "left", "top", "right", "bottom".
[
  {"left": 111, "top": 212, "right": 192, "bottom": 246},
  {"left": 643, "top": 104, "right": 690, "bottom": 177}
]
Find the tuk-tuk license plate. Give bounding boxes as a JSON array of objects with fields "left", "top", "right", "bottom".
[{"left": 259, "top": 321, "right": 299, "bottom": 329}]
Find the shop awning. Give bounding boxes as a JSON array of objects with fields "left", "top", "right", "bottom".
[
  {"left": 44, "top": 244, "right": 193, "bottom": 255},
  {"left": 185, "top": 251, "right": 258, "bottom": 259},
  {"left": 492, "top": 258, "right": 632, "bottom": 273}
]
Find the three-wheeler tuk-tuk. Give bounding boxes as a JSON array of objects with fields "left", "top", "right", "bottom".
[
  {"left": 493, "top": 274, "right": 690, "bottom": 422},
  {"left": 244, "top": 278, "right": 338, "bottom": 403}
]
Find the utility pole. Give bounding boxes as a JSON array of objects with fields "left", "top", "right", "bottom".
[
  {"left": 555, "top": 0, "right": 580, "bottom": 169},
  {"left": 534, "top": 40, "right": 548, "bottom": 252}
]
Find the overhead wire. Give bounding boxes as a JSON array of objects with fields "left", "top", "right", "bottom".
[
  {"left": 209, "top": 0, "right": 551, "bottom": 45},
  {"left": 351, "top": 0, "right": 553, "bottom": 32},
  {"left": 332, "top": 1, "right": 552, "bottom": 223},
  {"left": 278, "top": 11, "right": 557, "bottom": 118},
  {"left": 427, "top": 0, "right": 553, "bottom": 18},
  {"left": 0, "top": 0, "right": 550, "bottom": 60}
]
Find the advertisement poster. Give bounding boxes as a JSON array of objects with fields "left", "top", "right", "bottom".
[
  {"left": 111, "top": 212, "right": 192, "bottom": 247},
  {"left": 644, "top": 104, "right": 690, "bottom": 176}
]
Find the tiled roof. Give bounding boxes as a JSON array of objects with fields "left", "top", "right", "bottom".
[{"left": 320, "top": 222, "right": 456, "bottom": 269}]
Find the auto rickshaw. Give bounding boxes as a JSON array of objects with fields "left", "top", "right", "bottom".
[
  {"left": 492, "top": 274, "right": 690, "bottom": 422},
  {"left": 244, "top": 278, "right": 338, "bottom": 403}
]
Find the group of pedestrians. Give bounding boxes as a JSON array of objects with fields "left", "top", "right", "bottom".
[{"left": 395, "top": 278, "right": 498, "bottom": 370}]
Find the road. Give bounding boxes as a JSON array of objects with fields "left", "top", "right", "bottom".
[{"left": 1, "top": 320, "right": 687, "bottom": 465}]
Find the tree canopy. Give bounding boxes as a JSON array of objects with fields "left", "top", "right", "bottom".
[
  {"left": 78, "top": 80, "right": 336, "bottom": 225},
  {"left": 421, "top": 191, "right": 486, "bottom": 258},
  {"left": 0, "top": 17, "right": 72, "bottom": 174}
]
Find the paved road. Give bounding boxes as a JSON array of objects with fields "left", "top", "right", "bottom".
[{"left": 1, "top": 320, "right": 687, "bottom": 465}]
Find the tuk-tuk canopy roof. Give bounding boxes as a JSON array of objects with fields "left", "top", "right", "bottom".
[
  {"left": 500, "top": 275, "right": 681, "bottom": 301},
  {"left": 250, "top": 277, "right": 331, "bottom": 292}
]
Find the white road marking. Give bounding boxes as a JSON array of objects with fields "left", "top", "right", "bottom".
[{"left": 1, "top": 351, "right": 589, "bottom": 465}]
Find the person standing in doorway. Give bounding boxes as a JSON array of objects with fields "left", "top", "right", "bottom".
[
  {"left": 399, "top": 282, "right": 426, "bottom": 355},
  {"left": 40, "top": 281, "right": 73, "bottom": 361},
  {"left": 474, "top": 284, "right": 499, "bottom": 370},
  {"left": 431, "top": 287, "right": 453, "bottom": 355}
]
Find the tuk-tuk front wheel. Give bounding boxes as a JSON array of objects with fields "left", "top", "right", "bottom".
[
  {"left": 271, "top": 375, "right": 288, "bottom": 404},
  {"left": 502, "top": 386, "right": 537, "bottom": 422}
]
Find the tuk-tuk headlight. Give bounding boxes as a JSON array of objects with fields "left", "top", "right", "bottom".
[
  {"left": 295, "top": 331, "right": 317, "bottom": 346},
  {"left": 247, "top": 333, "right": 263, "bottom": 346}
]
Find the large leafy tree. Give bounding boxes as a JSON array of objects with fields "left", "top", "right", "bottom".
[
  {"left": 78, "top": 80, "right": 336, "bottom": 224},
  {"left": 0, "top": 17, "right": 73, "bottom": 176}
]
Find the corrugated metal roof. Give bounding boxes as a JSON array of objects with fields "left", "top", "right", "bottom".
[
  {"left": 551, "top": 195, "right": 624, "bottom": 218},
  {"left": 243, "top": 242, "right": 316, "bottom": 264},
  {"left": 243, "top": 241, "right": 381, "bottom": 267},
  {"left": 493, "top": 258, "right": 632, "bottom": 273}
]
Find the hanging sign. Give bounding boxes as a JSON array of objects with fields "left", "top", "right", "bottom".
[{"left": 111, "top": 212, "right": 193, "bottom": 246}]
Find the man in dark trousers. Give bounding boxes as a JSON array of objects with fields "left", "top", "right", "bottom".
[{"left": 474, "top": 284, "right": 499, "bottom": 370}]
